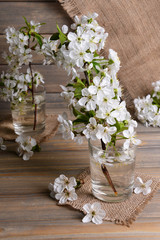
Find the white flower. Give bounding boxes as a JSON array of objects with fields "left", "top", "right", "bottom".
[
  {"left": 16, "top": 135, "right": 37, "bottom": 160},
  {"left": 96, "top": 105, "right": 116, "bottom": 125},
  {"left": 58, "top": 114, "right": 74, "bottom": 140},
  {"left": 110, "top": 101, "right": 127, "bottom": 122},
  {"left": 88, "top": 75, "right": 112, "bottom": 99},
  {"left": 96, "top": 124, "right": 117, "bottom": 144},
  {"left": 83, "top": 117, "right": 98, "bottom": 140},
  {"left": 0, "top": 137, "right": 7, "bottom": 150},
  {"left": 123, "top": 127, "right": 141, "bottom": 149},
  {"left": 78, "top": 88, "right": 97, "bottom": 111},
  {"left": 55, "top": 186, "right": 77, "bottom": 204},
  {"left": 53, "top": 174, "right": 77, "bottom": 193},
  {"left": 30, "top": 20, "right": 41, "bottom": 33},
  {"left": 16, "top": 135, "right": 37, "bottom": 151},
  {"left": 108, "top": 49, "right": 120, "bottom": 77},
  {"left": 69, "top": 42, "right": 93, "bottom": 68},
  {"left": 134, "top": 177, "right": 152, "bottom": 195},
  {"left": 82, "top": 202, "right": 106, "bottom": 224},
  {"left": 17, "top": 146, "right": 33, "bottom": 161}
]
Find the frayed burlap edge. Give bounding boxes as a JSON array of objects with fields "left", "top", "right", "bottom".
[
  {"left": 58, "top": 0, "right": 82, "bottom": 19},
  {"left": 65, "top": 168, "right": 160, "bottom": 227}
]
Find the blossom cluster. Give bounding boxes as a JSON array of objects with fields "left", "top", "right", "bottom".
[
  {"left": 48, "top": 174, "right": 106, "bottom": 224},
  {"left": 42, "top": 13, "right": 108, "bottom": 79},
  {"left": 44, "top": 13, "right": 141, "bottom": 160},
  {"left": 48, "top": 174, "right": 78, "bottom": 204},
  {"left": 134, "top": 80, "right": 160, "bottom": 127},
  {"left": 16, "top": 135, "right": 39, "bottom": 160},
  {"left": 0, "top": 19, "right": 44, "bottom": 105}
]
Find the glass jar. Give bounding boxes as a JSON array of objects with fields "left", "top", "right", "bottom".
[
  {"left": 88, "top": 139, "right": 136, "bottom": 202},
  {"left": 11, "top": 85, "right": 46, "bottom": 136}
]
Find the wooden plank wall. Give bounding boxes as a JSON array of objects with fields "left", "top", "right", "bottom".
[{"left": 0, "top": 0, "right": 72, "bottom": 115}]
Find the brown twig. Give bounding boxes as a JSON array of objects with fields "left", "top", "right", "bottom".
[
  {"left": 101, "top": 163, "right": 118, "bottom": 196},
  {"left": 101, "top": 139, "right": 118, "bottom": 196},
  {"left": 33, "top": 103, "right": 37, "bottom": 131},
  {"left": 28, "top": 39, "right": 37, "bottom": 130}
]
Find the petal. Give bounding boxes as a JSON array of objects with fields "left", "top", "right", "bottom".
[
  {"left": 55, "top": 193, "right": 62, "bottom": 200},
  {"left": 84, "top": 53, "right": 93, "bottom": 62},
  {"left": 88, "top": 85, "right": 97, "bottom": 95},
  {"left": 1, "top": 145, "right": 7, "bottom": 150},
  {"left": 143, "top": 187, "right": 151, "bottom": 195},
  {"left": 123, "top": 139, "right": 130, "bottom": 150},
  {"left": 50, "top": 191, "right": 55, "bottom": 199},
  {"left": 132, "top": 138, "right": 141, "bottom": 146},
  {"left": 136, "top": 177, "right": 144, "bottom": 185},
  {"left": 69, "top": 192, "right": 78, "bottom": 201},
  {"left": 91, "top": 202, "right": 102, "bottom": 211},
  {"left": 67, "top": 32, "right": 77, "bottom": 41},
  {"left": 83, "top": 203, "right": 92, "bottom": 213},
  {"left": 92, "top": 215, "right": 103, "bottom": 225},
  {"left": 145, "top": 179, "right": 152, "bottom": 187},
  {"left": 93, "top": 76, "right": 100, "bottom": 86},
  {"left": 97, "top": 209, "right": 106, "bottom": 218},
  {"left": 82, "top": 214, "right": 92, "bottom": 223},
  {"left": 69, "top": 177, "right": 77, "bottom": 187},
  {"left": 59, "top": 195, "right": 67, "bottom": 204},
  {"left": 48, "top": 183, "right": 54, "bottom": 191},
  {"left": 134, "top": 187, "right": 142, "bottom": 194},
  {"left": 78, "top": 97, "right": 88, "bottom": 106}
]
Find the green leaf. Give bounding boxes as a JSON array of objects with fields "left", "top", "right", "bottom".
[
  {"left": 0, "top": 81, "right": 4, "bottom": 86},
  {"left": 32, "top": 144, "right": 41, "bottom": 152},
  {"left": 23, "top": 16, "right": 30, "bottom": 28},
  {"left": 73, "top": 114, "right": 89, "bottom": 125},
  {"left": 56, "top": 24, "right": 67, "bottom": 45},
  {"left": 87, "top": 110, "right": 96, "bottom": 118},
  {"left": 34, "top": 33, "right": 43, "bottom": 47},
  {"left": 108, "top": 59, "right": 114, "bottom": 65},
  {"left": 77, "top": 78, "right": 85, "bottom": 87},
  {"left": 50, "top": 32, "right": 59, "bottom": 41},
  {"left": 72, "top": 106, "right": 82, "bottom": 117},
  {"left": 19, "top": 26, "right": 28, "bottom": 33}
]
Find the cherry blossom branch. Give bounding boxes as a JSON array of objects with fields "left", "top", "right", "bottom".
[{"left": 28, "top": 39, "right": 37, "bottom": 131}]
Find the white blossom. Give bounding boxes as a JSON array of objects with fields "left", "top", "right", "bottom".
[
  {"left": 55, "top": 186, "right": 77, "bottom": 204},
  {"left": 78, "top": 88, "right": 97, "bottom": 111},
  {"left": 83, "top": 117, "right": 98, "bottom": 140},
  {"left": 16, "top": 135, "right": 37, "bottom": 160},
  {"left": 108, "top": 49, "right": 120, "bottom": 78},
  {"left": 58, "top": 114, "right": 74, "bottom": 140},
  {"left": 82, "top": 202, "right": 106, "bottom": 224},
  {"left": 123, "top": 127, "right": 141, "bottom": 149},
  {"left": 134, "top": 177, "right": 152, "bottom": 195},
  {"left": 96, "top": 124, "right": 117, "bottom": 144},
  {"left": 53, "top": 174, "right": 77, "bottom": 193}
]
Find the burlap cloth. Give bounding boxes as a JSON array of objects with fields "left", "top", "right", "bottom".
[
  {"left": 58, "top": 0, "right": 160, "bottom": 115},
  {"left": 65, "top": 168, "right": 160, "bottom": 226},
  {"left": 0, "top": 114, "right": 59, "bottom": 143}
]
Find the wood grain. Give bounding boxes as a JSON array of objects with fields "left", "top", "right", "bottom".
[
  {"left": 0, "top": 2, "right": 72, "bottom": 33},
  {"left": 0, "top": 116, "right": 160, "bottom": 239},
  {"left": 0, "top": 1, "right": 160, "bottom": 239}
]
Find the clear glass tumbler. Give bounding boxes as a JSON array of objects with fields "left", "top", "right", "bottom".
[
  {"left": 88, "top": 139, "right": 136, "bottom": 202},
  {"left": 11, "top": 85, "right": 46, "bottom": 136}
]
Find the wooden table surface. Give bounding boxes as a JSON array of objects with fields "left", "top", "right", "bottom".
[{"left": 0, "top": 104, "right": 160, "bottom": 240}]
